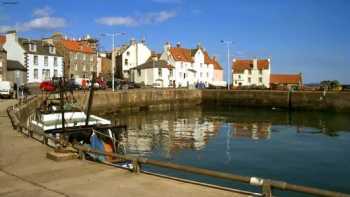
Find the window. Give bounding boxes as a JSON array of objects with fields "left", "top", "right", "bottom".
[
  {"left": 235, "top": 80, "right": 237, "bottom": 84},
  {"left": 42, "top": 69, "right": 50, "bottom": 80},
  {"left": 200, "top": 63, "right": 203, "bottom": 68},
  {"left": 207, "top": 72, "right": 209, "bottom": 77},
  {"left": 248, "top": 69, "right": 252, "bottom": 75},
  {"left": 169, "top": 69, "right": 173, "bottom": 77},
  {"left": 33, "top": 56, "right": 38, "bottom": 65},
  {"left": 83, "top": 54, "right": 86, "bottom": 60},
  {"left": 44, "top": 56, "right": 48, "bottom": 66},
  {"left": 259, "top": 69, "right": 262, "bottom": 75},
  {"left": 181, "top": 62, "right": 183, "bottom": 69},
  {"left": 126, "top": 51, "right": 130, "bottom": 56},
  {"left": 124, "top": 59, "right": 128, "bottom": 65},
  {"left": 183, "top": 73, "right": 186, "bottom": 79},
  {"left": 137, "top": 69, "right": 141, "bottom": 76},
  {"left": 158, "top": 68, "right": 162, "bottom": 77},
  {"left": 90, "top": 55, "right": 94, "bottom": 62},
  {"left": 90, "top": 65, "right": 93, "bottom": 71},
  {"left": 75, "top": 64, "right": 78, "bottom": 71},
  {"left": 200, "top": 72, "right": 202, "bottom": 77},
  {"left": 83, "top": 65, "right": 86, "bottom": 71},
  {"left": 179, "top": 72, "right": 182, "bottom": 78},
  {"left": 49, "top": 46, "right": 55, "bottom": 54},
  {"left": 238, "top": 75, "right": 241, "bottom": 79},
  {"left": 248, "top": 77, "right": 251, "bottom": 83},
  {"left": 75, "top": 53, "right": 78, "bottom": 60},
  {"left": 54, "top": 57, "right": 57, "bottom": 67},
  {"left": 34, "top": 69, "right": 38, "bottom": 79},
  {"left": 54, "top": 69, "right": 58, "bottom": 77},
  {"left": 259, "top": 77, "right": 262, "bottom": 83}
]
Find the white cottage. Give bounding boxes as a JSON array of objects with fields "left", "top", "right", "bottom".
[
  {"left": 115, "top": 39, "right": 152, "bottom": 79},
  {"left": 160, "top": 43, "right": 221, "bottom": 88},
  {"left": 3, "top": 31, "right": 64, "bottom": 84},
  {"left": 232, "top": 58, "right": 271, "bottom": 88},
  {"left": 130, "top": 55, "right": 174, "bottom": 88}
]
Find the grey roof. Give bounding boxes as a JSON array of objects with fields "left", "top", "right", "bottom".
[
  {"left": 18, "top": 38, "right": 63, "bottom": 57},
  {"left": 132, "top": 59, "right": 174, "bottom": 70},
  {"left": 7, "top": 60, "right": 27, "bottom": 71}
]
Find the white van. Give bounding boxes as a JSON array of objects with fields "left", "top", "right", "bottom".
[{"left": 0, "top": 81, "right": 14, "bottom": 99}]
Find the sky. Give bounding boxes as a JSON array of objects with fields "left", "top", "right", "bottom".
[{"left": 0, "top": 0, "right": 349, "bottom": 84}]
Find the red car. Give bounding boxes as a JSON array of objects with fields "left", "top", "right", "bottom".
[
  {"left": 39, "top": 81, "right": 56, "bottom": 92},
  {"left": 96, "top": 79, "right": 107, "bottom": 89}
]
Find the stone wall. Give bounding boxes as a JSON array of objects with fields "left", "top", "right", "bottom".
[
  {"left": 202, "top": 90, "right": 350, "bottom": 112},
  {"left": 74, "top": 89, "right": 202, "bottom": 114}
]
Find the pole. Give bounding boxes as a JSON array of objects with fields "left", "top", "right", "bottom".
[
  {"left": 112, "top": 34, "right": 115, "bottom": 92},
  {"left": 85, "top": 72, "right": 96, "bottom": 126},
  {"left": 227, "top": 43, "right": 230, "bottom": 90}
]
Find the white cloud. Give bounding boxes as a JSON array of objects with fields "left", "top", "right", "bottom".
[
  {"left": 0, "top": 6, "right": 66, "bottom": 33},
  {"left": 96, "top": 10, "right": 176, "bottom": 27},
  {"left": 33, "top": 6, "right": 53, "bottom": 17},
  {"left": 95, "top": 17, "right": 137, "bottom": 26}
]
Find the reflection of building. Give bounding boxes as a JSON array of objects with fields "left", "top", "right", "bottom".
[
  {"left": 116, "top": 110, "right": 221, "bottom": 157},
  {"left": 232, "top": 122, "right": 271, "bottom": 140}
]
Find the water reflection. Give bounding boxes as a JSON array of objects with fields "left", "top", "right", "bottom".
[
  {"left": 106, "top": 107, "right": 350, "bottom": 157},
  {"left": 110, "top": 109, "right": 220, "bottom": 157},
  {"left": 232, "top": 122, "right": 271, "bottom": 140}
]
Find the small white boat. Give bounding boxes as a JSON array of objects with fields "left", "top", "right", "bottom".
[{"left": 31, "top": 111, "right": 111, "bottom": 132}]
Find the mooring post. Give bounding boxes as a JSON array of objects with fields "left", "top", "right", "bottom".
[
  {"left": 78, "top": 149, "right": 85, "bottom": 160},
  {"left": 262, "top": 180, "right": 273, "bottom": 197},
  {"left": 132, "top": 159, "right": 141, "bottom": 174}
]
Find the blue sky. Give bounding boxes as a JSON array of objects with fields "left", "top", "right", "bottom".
[{"left": 1, "top": 0, "right": 349, "bottom": 83}]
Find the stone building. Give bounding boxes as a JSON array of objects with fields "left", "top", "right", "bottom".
[{"left": 45, "top": 33, "right": 97, "bottom": 79}]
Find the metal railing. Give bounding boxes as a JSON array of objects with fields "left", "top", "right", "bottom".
[{"left": 6, "top": 104, "right": 350, "bottom": 197}]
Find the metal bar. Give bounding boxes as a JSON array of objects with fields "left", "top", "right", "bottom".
[
  {"left": 85, "top": 72, "right": 96, "bottom": 126},
  {"left": 73, "top": 144, "right": 350, "bottom": 197}
]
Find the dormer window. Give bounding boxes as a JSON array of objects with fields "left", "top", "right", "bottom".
[
  {"left": 29, "top": 43, "right": 37, "bottom": 52},
  {"left": 49, "top": 46, "right": 56, "bottom": 54}
]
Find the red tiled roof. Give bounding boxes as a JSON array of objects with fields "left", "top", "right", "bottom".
[
  {"left": 270, "top": 74, "right": 302, "bottom": 84},
  {"left": 0, "top": 36, "right": 5, "bottom": 45},
  {"left": 169, "top": 47, "right": 193, "bottom": 62},
  {"left": 60, "top": 39, "right": 94, "bottom": 54},
  {"left": 232, "top": 59, "right": 269, "bottom": 73},
  {"left": 169, "top": 47, "right": 223, "bottom": 70}
]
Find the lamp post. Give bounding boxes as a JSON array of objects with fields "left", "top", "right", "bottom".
[
  {"left": 220, "top": 40, "right": 233, "bottom": 90},
  {"left": 101, "top": 32, "right": 126, "bottom": 91}
]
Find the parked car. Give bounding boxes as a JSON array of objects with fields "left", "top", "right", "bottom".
[
  {"left": 0, "top": 81, "right": 14, "bottom": 98},
  {"left": 96, "top": 79, "right": 107, "bottom": 90},
  {"left": 39, "top": 81, "right": 56, "bottom": 92}
]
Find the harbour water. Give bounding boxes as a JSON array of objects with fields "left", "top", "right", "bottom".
[{"left": 106, "top": 107, "right": 350, "bottom": 196}]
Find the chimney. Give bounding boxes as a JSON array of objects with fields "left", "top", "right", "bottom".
[
  {"left": 253, "top": 58, "right": 258, "bottom": 70},
  {"left": 197, "top": 42, "right": 202, "bottom": 49},
  {"left": 130, "top": 38, "right": 136, "bottom": 45},
  {"left": 6, "top": 30, "right": 17, "bottom": 42},
  {"left": 176, "top": 42, "right": 181, "bottom": 48},
  {"left": 212, "top": 56, "right": 217, "bottom": 61},
  {"left": 163, "top": 42, "right": 171, "bottom": 52}
]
